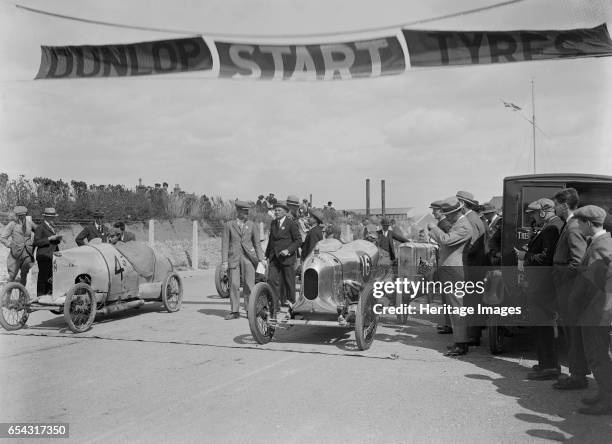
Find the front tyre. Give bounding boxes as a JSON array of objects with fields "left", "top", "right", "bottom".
[
  {"left": 355, "top": 281, "right": 379, "bottom": 351},
  {"left": 247, "top": 282, "right": 277, "bottom": 344},
  {"left": 162, "top": 272, "right": 183, "bottom": 312},
  {"left": 64, "top": 283, "right": 96, "bottom": 333},
  {"left": 0, "top": 282, "right": 29, "bottom": 330},
  {"left": 214, "top": 264, "right": 230, "bottom": 298}
]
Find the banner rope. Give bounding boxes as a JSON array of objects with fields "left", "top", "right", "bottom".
[{"left": 15, "top": 0, "right": 526, "bottom": 39}]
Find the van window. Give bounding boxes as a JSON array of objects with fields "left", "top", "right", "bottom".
[{"left": 570, "top": 184, "right": 612, "bottom": 213}]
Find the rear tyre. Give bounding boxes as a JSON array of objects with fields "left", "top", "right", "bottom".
[
  {"left": 64, "top": 283, "right": 96, "bottom": 333},
  {"left": 355, "top": 281, "right": 379, "bottom": 351},
  {"left": 247, "top": 283, "right": 277, "bottom": 344},
  {"left": 0, "top": 282, "right": 29, "bottom": 330},
  {"left": 214, "top": 264, "right": 230, "bottom": 298},
  {"left": 162, "top": 272, "right": 183, "bottom": 313}
]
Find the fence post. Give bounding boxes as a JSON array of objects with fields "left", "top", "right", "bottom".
[
  {"left": 148, "top": 219, "right": 154, "bottom": 247},
  {"left": 192, "top": 220, "right": 199, "bottom": 270}
]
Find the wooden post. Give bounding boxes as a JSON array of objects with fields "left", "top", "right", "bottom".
[
  {"left": 366, "top": 178, "right": 370, "bottom": 216},
  {"left": 192, "top": 220, "right": 199, "bottom": 270},
  {"left": 148, "top": 219, "right": 154, "bottom": 247}
]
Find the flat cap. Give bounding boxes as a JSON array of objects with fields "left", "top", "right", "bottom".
[
  {"left": 235, "top": 200, "right": 252, "bottom": 211},
  {"left": 440, "top": 197, "right": 464, "bottom": 215},
  {"left": 273, "top": 201, "right": 289, "bottom": 211},
  {"left": 526, "top": 198, "right": 555, "bottom": 213},
  {"left": 456, "top": 191, "right": 479, "bottom": 206},
  {"left": 429, "top": 200, "right": 445, "bottom": 209},
  {"left": 13, "top": 206, "right": 27, "bottom": 216},
  {"left": 309, "top": 209, "right": 324, "bottom": 224},
  {"left": 574, "top": 205, "right": 607, "bottom": 225}
]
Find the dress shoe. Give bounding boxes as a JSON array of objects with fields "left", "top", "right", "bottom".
[
  {"left": 552, "top": 376, "right": 588, "bottom": 390},
  {"left": 436, "top": 326, "right": 453, "bottom": 334},
  {"left": 444, "top": 344, "right": 468, "bottom": 356},
  {"left": 577, "top": 400, "right": 612, "bottom": 416},
  {"left": 224, "top": 312, "right": 240, "bottom": 320},
  {"left": 582, "top": 393, "right": 604, "bottom": 405},
  {"left": 526, "top": 368, "right": 560, "bottom": 380}
]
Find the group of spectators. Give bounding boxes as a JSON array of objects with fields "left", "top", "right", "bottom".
[
  {"left": 423, "top": 188, "right": 611, "bottom": 416},
  {"left": 1, "top": 206, "right": 135, "bottom": 297}
]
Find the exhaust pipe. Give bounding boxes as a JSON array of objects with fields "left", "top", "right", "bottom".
[{"left": 98, "top": 299, "right": 145, "bottom": 316}]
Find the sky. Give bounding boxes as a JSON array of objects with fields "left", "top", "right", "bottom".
[{"left": 1, "top": 0, "right": 611, "bottom": 213}]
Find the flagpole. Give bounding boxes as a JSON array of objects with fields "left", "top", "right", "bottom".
[{"left": 531, "top": 79, "right": 536, "bottom": 174}]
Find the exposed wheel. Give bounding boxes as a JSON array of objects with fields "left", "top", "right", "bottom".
[
  {"left": 247, "top": 282, "right": 277, "bottom": 344},
  {"left": 214, "top": 264, "right": 230, "bottom": 298},
  {"left": 64, "top": 283, "right": 96, "bottom": 333},
  {"left": 355, "top": 281, "right": 379, "bottom": 351},
  {"left": 0, "top": 282, "right": 29, "bottom": 330},
  {"left": 162, "top": 272, "right": 183, "bottom": 312},
  {"left": 488, "top": 314, "right": 505, "bottom": 354}
]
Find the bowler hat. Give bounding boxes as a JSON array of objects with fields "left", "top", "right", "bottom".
[
  {"left": 13, "top": 206, "right": 27, "bottom": 216},
  {"left": 456, "top": 191, "right": 479, "bottom": 206},
  {"left": 310, "top": 209, "right": 324, "bottom": 224},
  {"left": 526, "top": 198, "right": 555, "bottom": 213},
  {"left": 235, "top": 200, "right": 252, "bottom": 211},
  {"left": 42, "top": 207, "right": 58, "bottom": 217},
  {"left": 440, "top": 197, "right": 464, "bottom": 215},
  {"left": 574, "top": 205, "right": 607, "bottom": 225},
  {"left": 286, "top": 195, "right": 300, "bottom": 206},
  {"left": 274, "top": 201, "right": 289, "bottom": 212}
]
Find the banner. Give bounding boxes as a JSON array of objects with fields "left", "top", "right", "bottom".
[
  {"left": 215, "top": 36, "right": 405, "bottom": 80},
  {"left": 36, "top": 37, "right": 212, "bottom": 79},
  {"left": 403, "top": 24, "right": 612, "bottom": 66},
  {"left": 34, "top": 24, "right": 612, "bottom": 79}
]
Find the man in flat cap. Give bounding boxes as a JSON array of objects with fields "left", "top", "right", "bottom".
[
  {"left": 287, "top": 194, "right": 308, "bottom": 242},
  {"left": 430, "top": 200, "right": 451, "bottom": 233},
  {"left": 265, "top": 201, "right": 301, "bottom": 312},
  {"left": 568, "top": 205, "right": 612, "bottom": 415},
  {"left": 113, "top": 221, "right": 136, "bottom": 243},
  {"left": 457, "top": 191, "right": 488, "bottom": 345},
  {"left": 551, "top": 188, "right": 589, "bottom": 390},
  {"left": 222, "top": 201, "right": 265, "bottom": 320},
  {"left": 376, "top": 217, "right": 409, "bottom": 267},
  {"left": 516, "top": 198, "right": 564, "bottom": 380},
  {"left": 0, "top": 206, "right": 36, "bottom": 286},
  {"left": 33, "top": 208, "right": 63, "bottom": 296},
  {"left": 75, "top": 210, "right": 109, "bottom": 246},
  {"left": 301, "top": 209, "right": 325, "bottom": 261},
  {"left": 427, "top": 197, "right": 473, "bottom": 356}
]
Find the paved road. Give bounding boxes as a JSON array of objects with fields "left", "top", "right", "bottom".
[{"left": 1, "top": 270, "right": 611, "bottom": 443}]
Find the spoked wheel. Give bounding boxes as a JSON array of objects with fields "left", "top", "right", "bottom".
[
  {"left": 488, "top": 314, "right": 505, "bottom": 354},
  {"left": 247, "top": 282, "right": 277, "bottom": 344},
  {"left": 162, "top": 272, "right": 183, "bottom": 313},
  {"left": 214, "top": 264, "right": 230, "bottom": 298},
  {"left": 0, "top": 282, "right": 30, "bottom": 330},
  {"left": 355, "top": 281, "right": 379, "bottom": 351},
  {"left": 64, "top": 283, "right": 96, "bottom": 333}
]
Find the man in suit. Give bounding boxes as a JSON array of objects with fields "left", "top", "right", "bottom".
[
  {"left": 301, "top": 209, "right": 324, "bottom": 261},
  {"left": 516, "top": 198, "right": 564, "bottom": 380},
  {"left": 75, "top": 210, "right": 109, "bottom": 246},
  {"left": 457, "top": 191, "right": 488, "bottom": 345},
  {"left": 113, "top": 221, "right": 136, "bottom": 242},
  {"left": 427, "top": 197, "right": 474, "bottom": 356},
  {"left": 551, "top": 188, "right": 589, "bottom": 390},
  {"left": 265, "top": 201, "right": 301, "bottom": 311},
  {"left": 376, "top": 217, "right": 409, "bottom": 266},
  {"left": 0, "top": 206, "right": 36, "bottom": 286},
  {"left": 569, "top": 206, "right": 612, "bottom": 415},
  {"left": 33, "top": 208, "right": 62, "bottom": 296},
  {"left": 222, "top": 201, "right": 265, "bottom": 320},
  {"left": 430, "top": 200, "right": 451, "bottom": 233}
]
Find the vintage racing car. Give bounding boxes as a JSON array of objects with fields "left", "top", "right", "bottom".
[
  {"left": 0, "top": 241, "right": 183, "bottom": 333},
  {"left": 247, "top": 238, "right": 391, "bottom": 351}
]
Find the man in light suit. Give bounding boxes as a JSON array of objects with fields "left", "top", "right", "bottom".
[
  {"left": 75, "top": 210, "right": 109, "bottom": 246},
  {"left": 221, "top": 201, "right": 265, "bottom": 320},
  {"left": 34, "top": 208, "right": 62, "bottom": 296},
  {"left": 569, "top": 206, "right": 612, "bottom": 415},
  {"left": 265, "top": 201, "right": 301, "bottom": 311},
  {"left": 428, "top": 197, "right": 473, "bottom": 356},
  {"left": 551, "top": 188, "right": 589, "bottom": 390}
]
